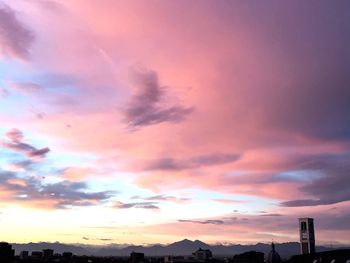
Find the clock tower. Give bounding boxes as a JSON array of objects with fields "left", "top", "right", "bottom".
[{"left": 299, "top": 218, "right": 315, "bottom": 254}]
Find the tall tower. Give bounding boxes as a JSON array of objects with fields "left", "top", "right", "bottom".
[{"left": 298, "top": 218, "right": 315, "bottom": 254}]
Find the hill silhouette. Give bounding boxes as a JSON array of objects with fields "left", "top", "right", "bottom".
[{"left": 11, "top": 239, "right": 349, "bottom": 259}]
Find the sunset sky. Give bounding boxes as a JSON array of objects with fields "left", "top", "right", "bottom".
[{"left": 0, "top": 0, "right": 350, "bottom": 246}]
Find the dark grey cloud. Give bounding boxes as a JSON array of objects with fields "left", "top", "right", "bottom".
[
  {"left": 177, "top": 215, "right": 250, "bottom": 225},
  {"left": 0, "top": 3, "right": 34, "bottom": 59},
  {"left": 2, "top": 128, "right": 50, "bottom": 158},
  {"left": 114, "top": 201, "right": 159, "bottom": 210},
  {"left": 239, "top": 1, "right": 350, "bottom": 141},
  {"left": 178, "top": 219, "right": 225, "bottom": 225},
  {"left": 316, "top": 209, "right": 350, "bottom": 231},
  {"left": 41, "top": 181, "right": 113, "bottom": 208},
  {"left": 282, "top": 199, "right": 319, "bottom": 207},
  {"left": 177, "top": 204, "right": 350, "bottom": 233},
  {"left": 145, "top": 153, "right": 240, "bottom": 171},
  {"left": 281, "top": 154, "right": 350, "bottom": 207},
  {"left": 123, "top": 69, "right": 193, "bottom": 128},
  {"left": 257, "top": 206, "right": 350, "bottom": 232},
  {"left": 259, "top": 213, "right": 283, "bottom": 217},
  {"left": 191, "top": 154, "right": 241, "bottom": 166},
  {"left": 3, "top": 141, "right": 36, "bottom": 152},
  {"left": 0, "top": 129, "right": 117, "bottom": 209},
  {"left": 177, "top": 216, "right": 251, "bottom": 225},
  {"left": 0, "top": 170, "right": 114, "bottom": 209},
  {"left": 28, "top": 147, "right": 50, "bottom": 157},
  {"left": 146, "top": 158, "right": 184, "bottom": 170}
]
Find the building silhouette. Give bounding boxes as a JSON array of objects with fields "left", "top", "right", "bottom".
[
  {"left": 231, "top": 251, "right": 264, "bottom": 263},
  {"left": 130, "top": 251, "right": 145, "bottom": 263},
  {"left": 266, "top": 243, "right": 281, "bottom": 263},
  {"left": 287, "top": 249, "right": 350, "bottom": 263},
  {"left": 19, "top": 250, "right": 29, "bottom": 260},
  {"left": 299, "top": 218, "right": 315, "bottom": 254},
  {"left": 164, "top": 248, "right": 213, "bottom": 263},
  {"left": 193, "top": 248, "right": 213, "bottom": 262},
  {"left": 0, "top": 242, "right": 15, "bottom": 263},
  {"left": 31, "top": 251, "right": 44, "bottom": 259},
  {"left": 62, "top": 251, "right": 73, "bottom": 260},
  {"left": 43, "top": 248, "right": 54, "bottom": 259}
]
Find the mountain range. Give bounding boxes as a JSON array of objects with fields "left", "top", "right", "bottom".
[{"left": 11, "top": 239, "right": 348, "bottom": 259}]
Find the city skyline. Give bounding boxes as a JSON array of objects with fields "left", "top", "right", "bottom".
[{"left": 0, "top": 1, "right": 350, "bottom": 245}]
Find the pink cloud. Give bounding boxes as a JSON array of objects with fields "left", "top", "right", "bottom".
[
  {"left": 2, "top": 0, "right": 350, "bottom": 244},
  {"left": 0, "top": 3, "right": 34, "bottom": 60},
  {"left": 138, "top": 201, "right": 350, "bottom": 244},
  {"left": 62, "top": 167, "right": 97, "bottom": 181}
]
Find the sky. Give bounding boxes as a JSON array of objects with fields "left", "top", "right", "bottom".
[{"left": 0, "top": 0, "right": 350, "bottom": 246}]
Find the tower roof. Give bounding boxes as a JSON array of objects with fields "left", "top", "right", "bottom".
[
  {"left": 267, "top": 243, "right": 281, "bottom": 263},
  {"left": 298, "top": 217, "right": 314, "bottom": 221}
]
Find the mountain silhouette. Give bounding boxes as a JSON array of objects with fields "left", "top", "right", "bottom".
[{"left": 11, "top": 239, "right": 348, "bottom": 259}]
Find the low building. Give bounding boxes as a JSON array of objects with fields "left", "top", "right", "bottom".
[
  {"left": 130, "top": 251, "right": 145, "bottom": 263},
  {"left": 164, "top": 255, "right": 201, "bottom": 263},
  {"left": 43, "top": 248, "right": 54, "bottom": 259},
  {"left": 0, "top": 242, "right": 15, "bottom": 263},
  {"left": 287, "top": 249, "right": 350, "bottom": 263},
  {"left": 20, "top": 251, "right": 29, "bottom": 259},
  {"left": 31, "top": 251, "right": 43, "bottom": 259},
  {"left": 231, "top": 251, "right": 264, "bottom": 263},
  {"left": 193, "top": 248, "right": 213, "bottom": 262},
  {"left": 63, "top": 251, "right": 74, "bottom": 259}
]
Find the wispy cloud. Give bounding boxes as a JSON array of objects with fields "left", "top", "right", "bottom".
[
  {"left": 114, "top": 201, "right": 159, "bottom": 210},
  {"left": 281, "top": 156, "right": 350, "bottom": 207},
  {"left": 2, "top": 128, "right": 50, "bottom": 159},
  {"left": 10, "top": 81, "right": 42, "bottom": 94},
  {"left": 259, "top": 213, "right": 283, "bottom": 217},
  {"left": 0, "top": 3, "right": 34, "bottom": 60},
  {"left": 178, "top": 219, "right": 225, "bottom": 225},
  {"left": 0, "top": 170, "right": 115, "bottom": 209},
  {"left": 144, "top": 153, "right": 240, "bottom": 171},
  {"left": 131, "top": 194, "right": 190, "bottom": 203},
  {"left": 123, "top": 69, "right": 193, "bottom": 128}
]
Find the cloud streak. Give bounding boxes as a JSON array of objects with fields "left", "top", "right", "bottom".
[
  {"left": 178, "top": 219, "right": 225, "bottom": 225},
  {"left": 281, "top": 155, "right": 350, "bottom": 207},
  {"left": 123, "top": 69, "right": 193, "bottom": 128},
  {"left": 132, "top": 194, "right": 190, "bottom": 203},
  {"left": 0, "top": 3, "right": 34, "bottom": 60},
  {"left": 2, "top": 128, "right": 50, "bottom": 159},
  {"left": 0, "top": 170, "right": 114, "bottom": 209},
  {"left": 114, "top": 201, "right": 159, "bottom": 210},
  {"left": 144, "top": 153, "right": 240, "bottom": 171}
]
